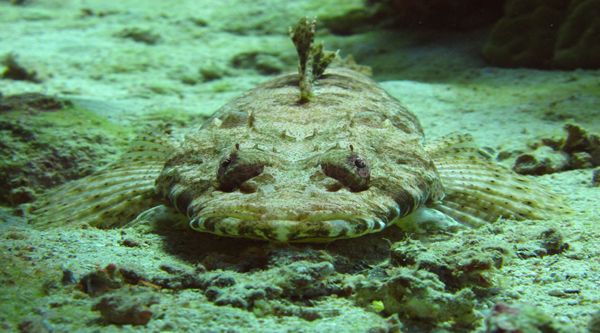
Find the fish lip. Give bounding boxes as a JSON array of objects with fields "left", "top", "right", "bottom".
[
  {"left": 194, "top": 211, "right": 367, "bottom": 222},
  {"left": 193, "top": 202, "right": 401, "bottom": 224},
  {"left": 193, "top": 201, "right": 396, "bottom": 221},
  {"left": 189, "top": 207, "right": 400, "bottom": 242}
]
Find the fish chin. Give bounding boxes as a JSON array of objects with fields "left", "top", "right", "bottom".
[{"left": 190, "top": 207, "right": 400, "bottom": 242}]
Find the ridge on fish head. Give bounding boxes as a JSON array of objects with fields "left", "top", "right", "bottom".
[{"left": 155, "top": 67, "right": 443, "bottom": 242}]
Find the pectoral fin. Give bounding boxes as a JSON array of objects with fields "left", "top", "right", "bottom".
[
  {"left": 31, "top": 129, "right": 178, "bottom": 229},
  {"left": 425, "top": 133, "right": 571, "bottom": 228},
  {"left": 395, "top": 207, "right": 464, "bottom": 233}
]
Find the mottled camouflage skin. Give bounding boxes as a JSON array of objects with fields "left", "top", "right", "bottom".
[{"left": 156, "top": 68, "right": 443, "bottom": 241}]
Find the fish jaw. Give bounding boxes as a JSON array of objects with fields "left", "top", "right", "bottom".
[
  {"left": 185, "top": 185, "right": 405, "bottom": 242},
  {"left": 190, "top": 215, "right": 396, "bottom": 242}
]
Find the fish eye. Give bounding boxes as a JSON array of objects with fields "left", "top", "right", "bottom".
[
  {"left": 217, "top": 152, "right": 264, "bottom": 192},
  {"left": 320, "top": 151, "right": 370, "bottom": 192},
  {"left": 354, "top": 158, "right": 366, "bottom": 169}
]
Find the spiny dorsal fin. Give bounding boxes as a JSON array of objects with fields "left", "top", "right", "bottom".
[
  {"left": 31, "top": 129, "right": 178, "bottom": 229},
  {"left": 425, "top": 133, "right": 571, "bottom": 228}
]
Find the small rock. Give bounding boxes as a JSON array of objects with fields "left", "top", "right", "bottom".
[
  {"left": 592, "top": 168, "right": 600, "bottom": 187},
  {"left": 548, "top": 289, "right": 567, "bottom": 297},
  {"left": 77, "top": 264, "right": 122, "bottom": 296},
  {"left": 485, "top": 302, "right": 575, "bottom": 333},
  {"left": 199, "top": 61, "right": 227, "bottom": 82},
  {"left": 61, "top": 268, "right": 77, "bottom": 286},
  {"left": 121, "top": 238, "right": 141, "bottom": 248},
  {"left": 114, "top": 27, "right": 162, "bottom": 45},
  {"left": 92, "top": 292, "right": 159, "bottom": 326},
  {"left": 354, "top": 267, "right": 478, "bottom": 327},
  {"left": 513, "top": 146, "right": 569, "bottom": 175},
  {"left": 231, "top": 52, "right": 286, "bottom": 75},
  {"left": 588, "top": 310, "right": 600, "bottom": 333},
  {"left": 539, "top": 228, "right": 568, "bottom": 255},
  {"left": 1, "top": 53, "right": 41, "bottom": 83},
  {"left": 9, "top": 187, "right": 37, "bottom": 205},
  {"left": 562, "top": 123, "right": 590, "bottom": 154},
  {"left": 571, "top": 152, "right": 593, "bottom": 169}
]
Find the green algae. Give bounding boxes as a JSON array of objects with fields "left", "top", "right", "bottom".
[
  {"left": 0, "top": 96, "right": 132, "bottom": 206},
  {"left": 114, "top": 27, "right": 163, "bottom": 45},
  {"left": 0, "top": 230, "right": 98, "bottom": 331},
  {"left": 1, "top": 53, "right": 41, "bottom": 83}
]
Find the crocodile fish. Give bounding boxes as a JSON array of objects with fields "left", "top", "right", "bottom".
[{"left": 31, "top": 18, "right": 568, "bottom": 242}]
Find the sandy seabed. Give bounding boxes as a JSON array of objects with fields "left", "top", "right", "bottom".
[{"left": 1, "top": 1, "right": 599, "bottom": 332}]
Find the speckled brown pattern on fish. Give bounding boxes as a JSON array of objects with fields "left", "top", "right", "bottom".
[{"left": 30, "top": 18, "right": 570, "bottom": 242}]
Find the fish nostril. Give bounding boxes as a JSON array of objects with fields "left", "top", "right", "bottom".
[{"left": 237, "top": 172, "right": 276, "bottom": 194}]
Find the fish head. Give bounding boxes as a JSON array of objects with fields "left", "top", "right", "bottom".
[{"left": 155, "top": 68, "right": 442, "bottom": 242}]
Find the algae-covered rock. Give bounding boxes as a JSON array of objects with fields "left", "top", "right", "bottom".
[
  {"left": 483, "top": 0, "right": 600, "bottom": 69},
  {"left": 484, "top": 302, "right": 576, "bottom": 333},
  {"left": 1, "top": 53, "right": 42, "bottom": 83},
  {"left": 92, "top": 291, "right": 159, "bottom": 326},
  {"left": 513, "top": 146, "right": 570, "bottom": 175},
  {"left": 538, "top": 228, "right": 569, "bottom": 255},
  {"left": 554, "top": 0, "right": 600, "bottom": 69},
  {"left": 0, "top": 93, "right": 130, "bottom": 206},
  {"left": 113, "top": 27, "right": 162, "bottom": 45},
  {"left": 561, "top": 123, "right": 600, "bottom": 161},
  {"left": 231, "top": 51, "right": 289, "bottom": 75},
  {"left": 200, "top": 260, "right": 338, "bottom": 312},
  {"left": 390, "top": 235, "right": 510, "bottom": 291},
  {"left": 513, "top": 123, "right": 600, "bottom": 175},
  {"left": 369, "top": 0, "right": 505, "bottom": 30},
  {"left": 589, "top": 310, "right": 600, "bottom": 333},
  {"left": 593, "top": 168, "right": 600, "bottom": 187},
  {"left": 221, "top": 0, "right": 368, "bottom": 36},
  {"left": 0, "top": 92, "right": 68, "bottom": 112},
  {"left": 482, "top": 0, "right": 569, "bottom": 69},
  {"left": 77, "top": 264, "right": 124, "bottom": 297},
  {"left": 353, "top": 267, "right": 479, "bottom": 327}
]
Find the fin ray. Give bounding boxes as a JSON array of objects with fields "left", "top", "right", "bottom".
[
  {"left": 426, "top": 133, "right": 570, "bottom": 227},
  {"left": 424, "top": 132, "right": 491, "bottom": 159},
  {"left": 31, "top": 129, "right": 177, "bottom": 229}
]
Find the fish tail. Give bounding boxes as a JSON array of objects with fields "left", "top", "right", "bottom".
[
  {"left": 31, "top": 129, "right": 177, "bottom": 229},
  {"left": 426, "top": 132, "right": 571, "bottom": 228}
]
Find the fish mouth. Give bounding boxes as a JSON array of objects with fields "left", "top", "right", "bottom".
[{"left": 189, "top": 207, "right": 400, "bottom": 242}]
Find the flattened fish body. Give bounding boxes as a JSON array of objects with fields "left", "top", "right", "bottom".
[
  {"left": 155, "top": 68, "right": 442, "bottom": 241},
  {"left": 31, "top": 18, "right": 569, "bottom": 242}
]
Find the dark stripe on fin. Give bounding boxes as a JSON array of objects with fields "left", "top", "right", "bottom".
[
  {"left": 31, "top": 129, "right": 178, "bottom": 229},
  {"left": 426, "top": 133, "right": 571, "bottom": 227},
  {"left": 425, "top": 132, "right": 492, "bottom": 159}
]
